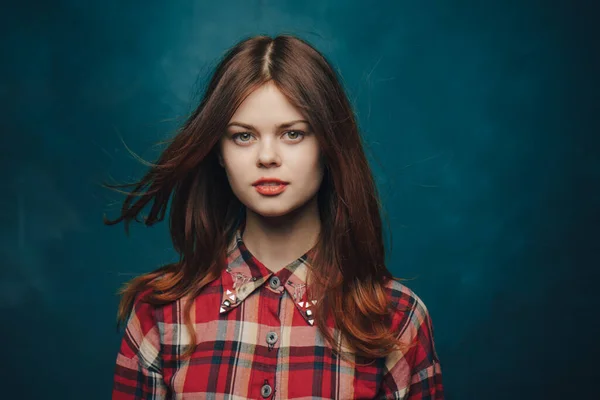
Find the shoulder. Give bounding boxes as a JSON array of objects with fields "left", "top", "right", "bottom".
[
  {"left": 379, "top": 279, "right": 444, "bottom": 396},
  {"left": 131, "top": 272, "right": 221, "bottom": 325},
  {"left": 118, "top": 282, "right": 164, "bottom": 361},
  {"left": 384, "top": 278, "right": 430, "bottom": 318},
  {"left": 383, "top": 278, "right": 433, "bottom": 340},
  {"left": 127, "top": 275, "right": 167, "bottom": 328},
  {"left": 128, "top": 287, "right": 159, "bottom": 328}
]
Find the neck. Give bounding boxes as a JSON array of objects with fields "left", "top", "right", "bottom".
[{"left": 241, "top": 196, "right": 321, "bottom": 274}]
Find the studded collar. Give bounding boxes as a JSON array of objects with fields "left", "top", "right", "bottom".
[{"left": 218, "top": 220, "right": 318, "bottom": 326}]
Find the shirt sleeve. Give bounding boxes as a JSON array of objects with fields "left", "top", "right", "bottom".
[
  {"left": 112, "top": 288, "right": 169, "bottom": 399},
  {"left": 377, "top": 295, "right": 444, "bottom": 399}
]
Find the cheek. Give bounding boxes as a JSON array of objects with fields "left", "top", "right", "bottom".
[
  {"left": 299, "top": 157, "right": 324, "bottom": 186},
  {"left": 225, "top": 165, "right": 245, "bottom": 187},
  {"left": 221, "top": 154, "right": 245, "bottom": 182}
]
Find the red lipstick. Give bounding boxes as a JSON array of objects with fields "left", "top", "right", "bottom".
[
  {"left": 252, "top": 177, "right": 289, "bottom": 196},
  {"left": 252, "top": 177, "right": 289, "bottom": 186}
]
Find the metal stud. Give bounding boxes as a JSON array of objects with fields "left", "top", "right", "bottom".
[
  {"left": 308, "top": 319, "right": 314, "bottom": 325},
  {"left": 306, "top": 309, "right": 313, "bottom": 317},
  {"left": 223, "top": 299, "right": 231, "bottom": 307}
]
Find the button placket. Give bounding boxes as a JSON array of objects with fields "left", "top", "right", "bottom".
[
  {"left": 266, "top": 331, "right": 278, "bottom": 351},
  {"left": 261, "top": 380, "right": 273, "bottom": 398},
  {"left": 269, "top": 276, "right": 281, "bottom": 290},
  {"left": 267, "top": 275, "right": 285, "bottom": 295}
]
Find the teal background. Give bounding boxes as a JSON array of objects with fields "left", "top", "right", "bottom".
[{"left": 2, "top": 1, "right": 598, "bottom": 399}]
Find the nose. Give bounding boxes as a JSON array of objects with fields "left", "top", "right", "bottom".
[{"left": 256, "top": 139, "right": 281, "bottom": 167}]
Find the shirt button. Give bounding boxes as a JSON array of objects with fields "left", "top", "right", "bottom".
[
  {"left": 261, "top": 383, "right": 273, "bottom": 398},
  {"left": 266, "top": 331, "right": 278, "bottom": 345},
  {"left": 269, "top": 276, "right": 281, "bottom": 290}
]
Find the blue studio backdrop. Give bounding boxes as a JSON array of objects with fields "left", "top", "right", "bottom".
[{"left": 2, "top": 1, "right": 598, "bottom": 399}]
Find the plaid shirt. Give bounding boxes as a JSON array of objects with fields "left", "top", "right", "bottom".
[{"left": 112, "top": 223, "right": 444, "bottom": 399}]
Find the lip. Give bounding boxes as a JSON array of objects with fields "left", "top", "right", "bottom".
[
  {"left": 254, "top": 183, "right": 288, "bottom": 196},
  {"left": 252, "top": 177, "right": 289, "bottom": 186}
]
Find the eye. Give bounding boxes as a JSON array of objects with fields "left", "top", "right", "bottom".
[
  {"left": 231, "top": 130, "right": 306, "bottom": 144},
  {"left": 285, "top": 130, "right": 305, "bottom": 141},
  {"left": 231, "top": 132, "right": 253, "bottom": 143}
]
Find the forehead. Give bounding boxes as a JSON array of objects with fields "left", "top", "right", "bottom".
[{"left": 229, "top": 82, "right": 305, "bottom": 127}]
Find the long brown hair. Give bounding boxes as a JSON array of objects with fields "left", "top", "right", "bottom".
[{"left": 104, "top": 34, "right": 412, "bottom": 362}]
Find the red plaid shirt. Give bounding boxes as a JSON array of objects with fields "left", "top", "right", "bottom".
[{"left": 112, "top": 224, "right": 444, "bottom": 399}]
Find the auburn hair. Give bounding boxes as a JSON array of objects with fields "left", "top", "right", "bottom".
[{"left": 103, "top": 34, "right": 414, "bottom": 364}]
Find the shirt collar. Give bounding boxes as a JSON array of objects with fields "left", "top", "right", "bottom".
[{"left": 219, "top": 220, "right": 318, "bottom": 326}]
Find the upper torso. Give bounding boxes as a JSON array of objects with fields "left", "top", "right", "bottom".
[{"left": 112, "top": 225, "right": 444, "bottom": 399}]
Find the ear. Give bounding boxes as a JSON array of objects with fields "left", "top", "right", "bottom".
[{"left": 218, "top": 154, "right": 224, "bottom": 167}]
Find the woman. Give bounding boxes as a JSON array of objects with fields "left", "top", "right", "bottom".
[{"left": 107, "top": 34, "right": 443, "bottom": 399}]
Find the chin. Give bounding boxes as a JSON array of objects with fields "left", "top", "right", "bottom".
[
  {"left": 249, "top": 206, "right": 293, "bottom": 218},
  {"left": 244, "top": 199, "right": 307, "bottom": 218}
]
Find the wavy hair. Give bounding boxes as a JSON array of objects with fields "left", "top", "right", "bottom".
[{"left": 104, "top": 34, "right": 413, "bottom": 363}]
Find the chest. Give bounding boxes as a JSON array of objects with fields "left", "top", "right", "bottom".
[{"left": 158, "top": 285, "right": 387, "bottom": 399}]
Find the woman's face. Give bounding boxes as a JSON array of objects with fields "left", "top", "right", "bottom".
[{"left": 219, "top": 81, "right": 324, "bottom": 218}]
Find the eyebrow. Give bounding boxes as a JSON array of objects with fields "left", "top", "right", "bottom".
[{"left": 226, "top": 119, "right": 310, "bottom": 130}]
